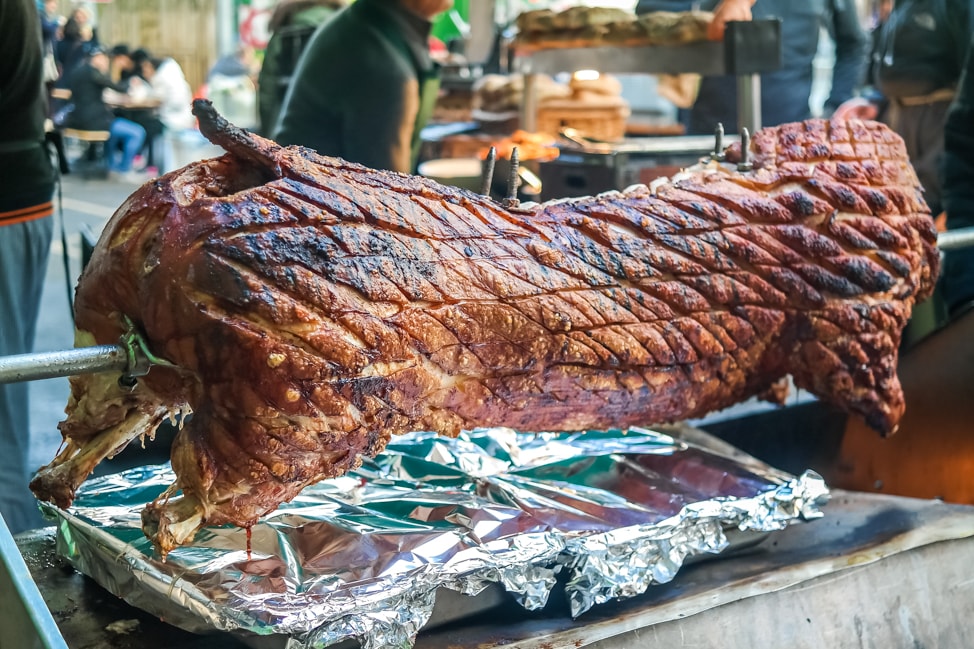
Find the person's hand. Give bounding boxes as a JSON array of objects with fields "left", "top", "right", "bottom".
[
  {"left": 832, "top": 97, "right": 880, "bottom": 122},
  {"left": 127, "top": 76, "right": 149, "bottom": 100},
  {"left": 707, "top": 0, "right": 755, "bottom": 41}
]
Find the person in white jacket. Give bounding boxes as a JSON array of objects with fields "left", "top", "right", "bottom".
[{"left": 140, "top": 55, "right": 195, "bottom": 170}]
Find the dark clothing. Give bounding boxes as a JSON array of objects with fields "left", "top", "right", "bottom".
[
  {"left": 274, "top": 0, "right": 441, "bottom": 173},
  {"left": 54, "top": 37, "right": 88, "bottom": 83},
  {"left": 636, "top": 0, "right": 869, "bottom": 133},
  {"left": 872, "top": 0, "right": 971, "bottom": 100},
  {"left": 258, "top": 3, "right": 341, "bottom": 136},
  {"left": 0, "top": 0, "right": 56, "bottom": 535},
  {"left": 65, "top": 63, "right": 128, "bottom": 131},
  {"left": 116, "top": 107, "right": 164, "bottom": 168},
  {"left": 0, "top": 0, "right": 56, "bottom": 211},
  {"left": 40, "top": 11, "right": 60, "bottom": 49},
  {"left": 941, "top": 34, "right": 974, "bottom": 319},
  {"left": 884, "top": 99, "right": 952, "bottom": 217},
  {"left": 871, "top": 0, "right": 972, "bottom": 217}
]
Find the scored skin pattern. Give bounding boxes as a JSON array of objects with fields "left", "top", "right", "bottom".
[{"left": 36, "top": 113, "right": 938, "bottom": 554}]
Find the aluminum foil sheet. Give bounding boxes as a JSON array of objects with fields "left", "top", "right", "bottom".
[{"left": 42, "top": 427, "right": 829, "bottom": 649}]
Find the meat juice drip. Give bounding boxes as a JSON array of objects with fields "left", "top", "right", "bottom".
[{"left": 246, "top": 525, "right": 252, "bottom": 560}]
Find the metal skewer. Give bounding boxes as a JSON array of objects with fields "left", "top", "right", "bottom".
[
  {"left": 0, "top": 316, "right": 165, "bottom": 386},
  {"left": 712, "top": 122, "right": 725, "bottom": 161},
  {"left": 737, "top": 127, "right": 752, "bottom": 172},
  {"left": 0, "top": 345, "right": 127, "bottom": 384},
  {"left": 502, "top": 147, "right": 520, "bottom": 208},
  {"left": 480, "top": 146, "right": 496, "bottom": 197},
  {"left": 938, "top": 226, "right": 974, "bottom": 252}
]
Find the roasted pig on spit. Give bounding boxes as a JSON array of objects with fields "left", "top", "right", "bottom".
[{"left": 30, "top": 101, "right": 938, "bottom": 555}]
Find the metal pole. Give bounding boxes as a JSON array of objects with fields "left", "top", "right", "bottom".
[
  {"left": 736, "top": 73, "right": 761, "bottom": 136},
  {"left": 522, "top": 73, "right": 539, "bottom": 133},
  {"left": 466, "top": 0, "right": 496, "bottom": 65},
  {"left": 481, "top": 146, "right": 497, "bottom": 196},
  {"left": 0, "top": 346, "right": 127, "bottom": 385},
  {"left": 939, "top": 227, "right": 974, "bottom": 251},
  {"left": 215, "top": 0, "right": 237, "bottom": 57}
]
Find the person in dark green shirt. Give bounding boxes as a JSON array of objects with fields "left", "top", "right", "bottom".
[
  {"left": 274, "top": 0, "right": 452, "bottom": 174},
  {"left": 257, "top": 0, "right": 345, "bottom": 137}
]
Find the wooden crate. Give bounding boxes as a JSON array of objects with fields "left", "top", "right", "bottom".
[{"left": 536, "top": 103, "right": 630, "bottom": 142}]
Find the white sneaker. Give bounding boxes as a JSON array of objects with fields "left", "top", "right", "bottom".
[{"left": 119, "top": 170, "right": 151, "bottom": 184}]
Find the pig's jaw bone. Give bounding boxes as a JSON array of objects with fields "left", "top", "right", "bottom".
[{"left": 29, "top": 364, "right": 173, "bottom": 509}]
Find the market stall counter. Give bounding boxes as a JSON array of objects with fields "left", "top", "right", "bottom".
[{"left": 11, "top": 488, "right": 974, "bottom": 649}]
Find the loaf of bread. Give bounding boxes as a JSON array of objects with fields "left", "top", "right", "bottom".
[{"left": 516, "top": 8, "right": 714, "bottom": 52}]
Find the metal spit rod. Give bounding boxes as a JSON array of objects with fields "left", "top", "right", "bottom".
[
  {"left": 937, "top": 227, "right": 974, "bottom": 252},
  {"left": 0, "top": 345, "right": 127, "bottom": 384},
  {"left": 0, "top": 315, "right": 161, "bottom": 385}
]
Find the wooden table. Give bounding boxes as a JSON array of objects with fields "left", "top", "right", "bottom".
[{"left": 103, "top": 97, "right": 162, "bottom": 111}]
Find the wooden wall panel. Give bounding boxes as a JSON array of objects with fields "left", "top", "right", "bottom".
[{"left": 93, "top": 0, "right": 217, "bottom": 93}]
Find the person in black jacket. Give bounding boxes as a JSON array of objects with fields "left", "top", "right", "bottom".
[
  {"left": 274, "top": 0, "right": 452, "bottom": 173},
  {"left": 0, "top": 0, "right": 57, "bottom": 533},
  {"left": 941, "top": 34, "right": 974, "bottom": 325},
  {"left": 832, "top": 35, "right": 974, "bottom": 504},
  {"left": 53, "top": 7, "right": 97, "bottom": 85},
  {"left": 835, "top": 0, "right": 971, "bottom": 218},
  {"left": 66, "top": 47, "right": 146, "bottom": 174},
  {"left": 636, "top": 0, "right": 869, "bottom": 133}
]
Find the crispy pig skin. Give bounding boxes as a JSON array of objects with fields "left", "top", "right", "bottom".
[{"left": 31, "top": 101, "right": 938, "bottom": 554}]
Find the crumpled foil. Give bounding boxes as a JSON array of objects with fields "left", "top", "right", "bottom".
[{"left": 42, "top": 427, "right": 829, "bottom": 649}]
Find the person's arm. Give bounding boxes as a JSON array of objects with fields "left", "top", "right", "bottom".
[
  {"left": 340, "top": 71, "right": 418, "bottom": 173},
  {"left": 635, "top": 0, "right": 753, "bottom": 40},
  {"left": 635, "top": 0, "right": 694, "bottom": 13},
  {"left": 707, "top": 0, "right": 756, "bottom": 40},
  {"left": 824, "top": 0, "right": 869, "bottom": 114},
  {"left": 941, "top": 33, "right": 974, "bottom": 319},
  {"left": 40, "top": 14, "right": 60, "bottom": 43},
  {"left": 91, "top": 67, "right": 128, "bottom": 93}
]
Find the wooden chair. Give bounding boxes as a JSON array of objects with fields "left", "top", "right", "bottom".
[{"left": 61, "top": 128, "right": 111, "bottom": 179}]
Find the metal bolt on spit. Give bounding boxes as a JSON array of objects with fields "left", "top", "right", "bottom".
[
  {"left": 712, "top": 122, "right": 725, "bottom": 161},
  {"left": 503, "top": 147, "right": 520, "bottom": 209},
  {"left": 481, "top": 146, "right": 497, "bottom": 197},
  {"left": 737, "top": 128, "right": 753, "bottom": 172}
]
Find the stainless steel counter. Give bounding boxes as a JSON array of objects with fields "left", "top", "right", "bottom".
[
  {"left": 416, "top": 490, "right": 974, "bottom": 648},
  {"left": 12, "top": 489, "right": 974, "bottom": 649}
]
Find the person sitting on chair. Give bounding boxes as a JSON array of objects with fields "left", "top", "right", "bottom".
[
  {"left": 138, "top": 55, "right": 195, "bottom": 173},
  {"left": 65, "top": 46, "right": 146, "bottom": 178}
]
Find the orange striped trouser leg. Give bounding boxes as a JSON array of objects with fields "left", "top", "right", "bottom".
[{"left": 0, "top": 201, "right": 53, "bottom": 227}]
